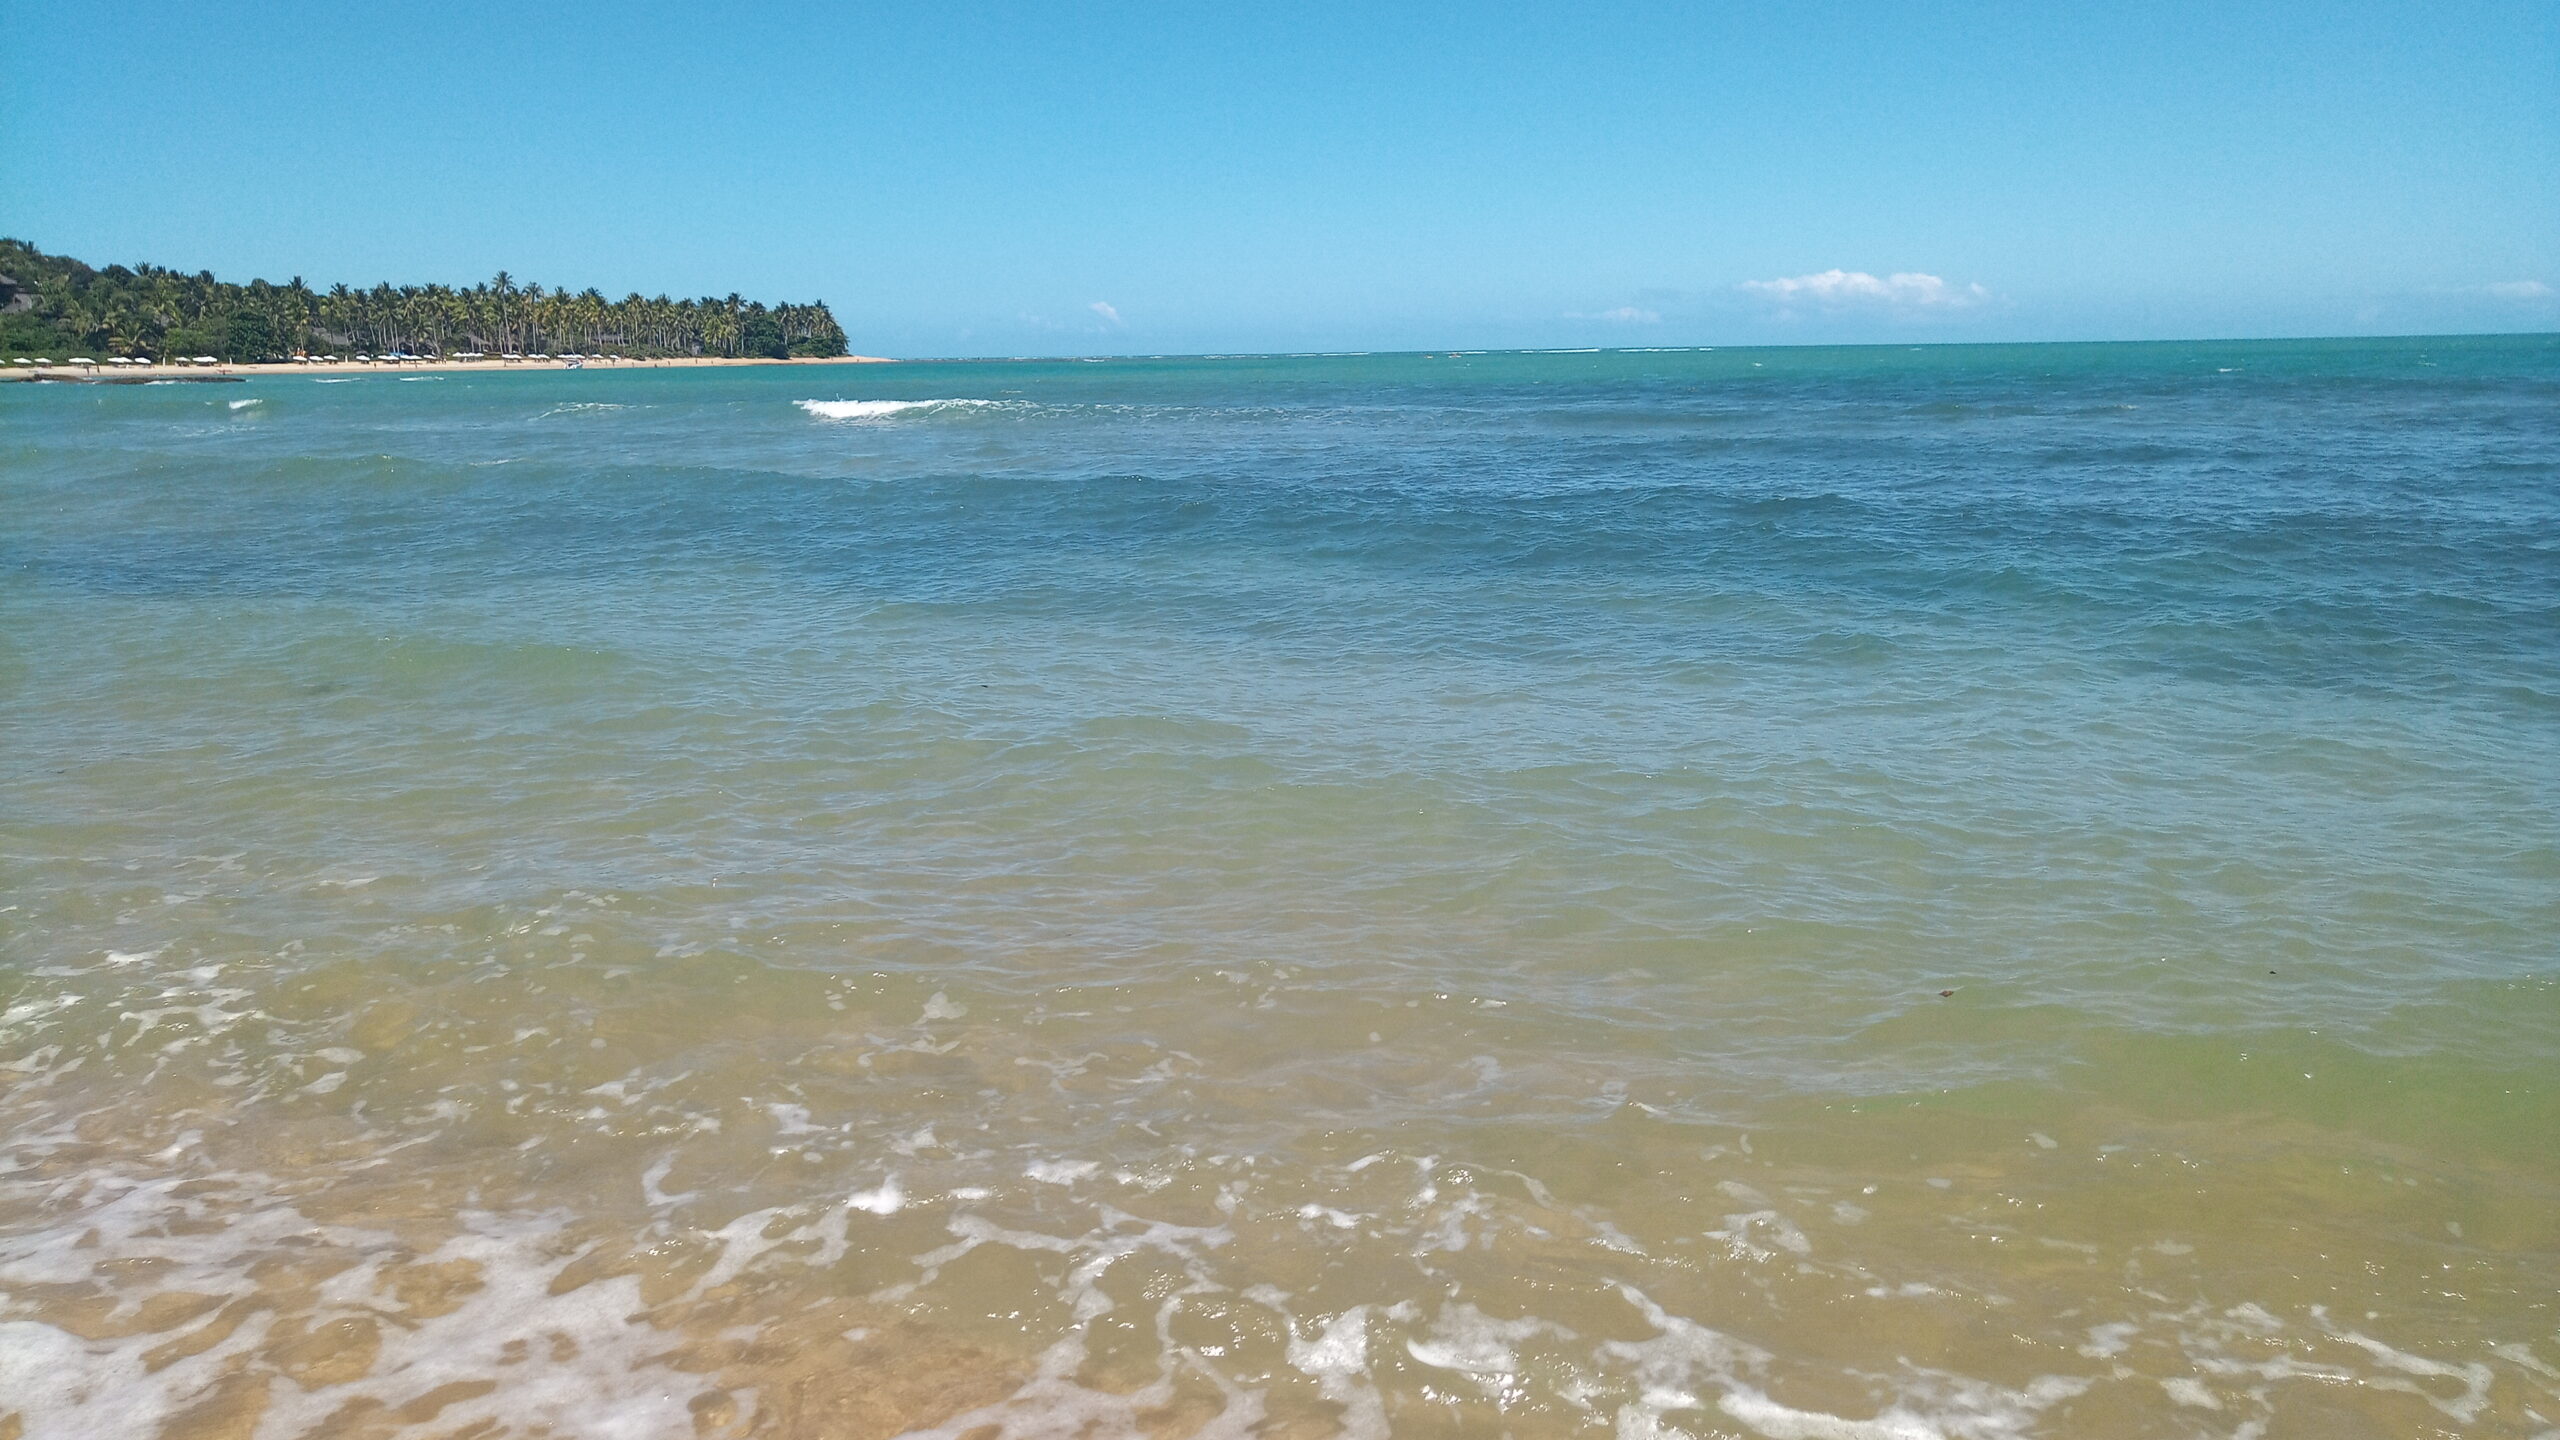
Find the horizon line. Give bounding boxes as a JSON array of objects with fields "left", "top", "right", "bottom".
[{"left": 874, "top": 329, "right": 2558, "bottom": 364}]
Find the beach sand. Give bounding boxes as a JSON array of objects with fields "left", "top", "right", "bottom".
[{"left": 0, "top": 352, "right": 897, "bottom": 382}]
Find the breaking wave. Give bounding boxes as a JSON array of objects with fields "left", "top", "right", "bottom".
[{"left": 796, "top": 398, "right": 1001, "bottom": 422}]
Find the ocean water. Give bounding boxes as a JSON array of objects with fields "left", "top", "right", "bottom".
[{"left": 1, "top": 337, "right": 2554, "bottom": 1439}]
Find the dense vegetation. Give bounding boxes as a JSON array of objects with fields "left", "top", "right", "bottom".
[{"left": 0, "top": 238, "right": 849, "bottom": 361}]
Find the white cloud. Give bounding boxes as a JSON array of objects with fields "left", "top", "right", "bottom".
[
  {"left": 1741, "top": 269, "right": 1989, "bottom": 311},
  {"left": 2482, "top": 280, "right": 2552, "bottom": 300},
  {"left": 1088, "top": 300, "right": 1123, "bottom": 325}
]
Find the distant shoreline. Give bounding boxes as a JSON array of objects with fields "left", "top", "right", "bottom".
[
  {"left": 7, "top": 332, "right": 2550, "bottom": 385},
  {"left": 0, "top": 353, "right": 898, "bottom": 383}
]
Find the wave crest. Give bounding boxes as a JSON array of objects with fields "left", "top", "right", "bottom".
[{"left": 797, "top": 398, "right": 996, "bottom": 422}]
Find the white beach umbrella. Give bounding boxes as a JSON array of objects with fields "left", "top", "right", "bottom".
[
  {"left": 109, "top": 357, "right": 131, "bottom": 366},
  {"left": 9, "top": 358, "right": 27, "bottom": 365},
  {"left": 69, "top": 357, "right": 95, "bottom": 365}
]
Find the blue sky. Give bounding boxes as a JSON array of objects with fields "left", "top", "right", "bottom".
[{"left": 4, "top": 3, "right": 2552, "bottom": 355}]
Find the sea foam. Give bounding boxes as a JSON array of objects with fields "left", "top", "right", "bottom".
[{"left": 796, "top": 398, "right": 996, "bottom": 421}]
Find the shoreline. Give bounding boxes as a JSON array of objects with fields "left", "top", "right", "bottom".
[
  {"left": 8, "top": 333, "right": 2548, "bottom": 383},
  {"left": 0, "top": 353, "right": 898, "bottom": 383}
]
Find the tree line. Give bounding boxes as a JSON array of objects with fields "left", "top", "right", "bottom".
[{"left": 0, "top": 238, "right": 849, "bottom": 362}]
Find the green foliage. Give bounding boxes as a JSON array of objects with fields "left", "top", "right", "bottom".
[
  {"left": 740, "top": 311, "right": 788, "bottom": 360},
  {"left": 0, "top": 237, "right": 853, "bottom": 361},
  {"left": 0, "top": 315, "right": 80, "bottom": 358},
  {"left": 223, "top": 308, "right": 284, "bottom": 363},
  {"left": 160, "top": 327, "right": 219, "bottom": 361}
]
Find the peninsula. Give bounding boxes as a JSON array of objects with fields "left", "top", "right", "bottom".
[{"left": 0, "top": 238, "right": 887, "bottom": 374}]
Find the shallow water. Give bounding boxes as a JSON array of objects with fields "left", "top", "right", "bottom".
[{"left": 2, "top": 338, "right": 2555, "bottom": 1439}]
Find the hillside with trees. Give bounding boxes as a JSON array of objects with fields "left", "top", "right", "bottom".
[{"left": 0, "top": 239, "right": 849, "bottom": 361}]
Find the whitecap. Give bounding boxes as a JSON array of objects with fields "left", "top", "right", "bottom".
[
  {"left": 796, "top": 398, "right": 998, "bottom": 422},
  {"left": 227, "top": 398, "right": 260, "bottom": 411}
]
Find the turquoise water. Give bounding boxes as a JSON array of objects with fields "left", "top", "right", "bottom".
[{"left": 2, "top": 336, "right": 2556, "bottom": 1438}]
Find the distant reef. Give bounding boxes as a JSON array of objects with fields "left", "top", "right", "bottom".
[{"left": 0, "top": 238, "right": 849, "bottom": 363}]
